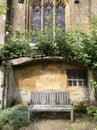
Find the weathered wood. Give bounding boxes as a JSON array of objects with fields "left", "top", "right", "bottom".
[{"left": 28, "top": 91, "right": 74, "bottom": 122}]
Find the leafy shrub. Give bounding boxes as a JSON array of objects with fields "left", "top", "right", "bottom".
[
  {"left": 55, "top": 28, "right": 74, "bottom": 60},
  {"left": 35, "top": 28, "right": 55, "bottom": 56},
  {"left": 87, "top": 106, "right": 97, "bottom": 120},
  {"left": 74, "top": 102, "right": 87, "bottom": 113},
  {"left": 0, "top": 5, "right": 7, "bottom": 15},
  {"left": 0, "top": 42, "right": 34, "bottom": 60},
  {"left": 0, "top": 105, "right": 30, "bottom": 130}
]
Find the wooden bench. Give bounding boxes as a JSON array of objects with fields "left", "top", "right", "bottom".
[{"left": 28, "top": 91, "right": 74, "bottom": 122}]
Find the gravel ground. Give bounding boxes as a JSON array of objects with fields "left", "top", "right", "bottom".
[
  {"left": 19, "top": 120, "right": 97, "bottom": 130},
  {"left": 19, "top": 113, "right": 97, "bottom": 130}
]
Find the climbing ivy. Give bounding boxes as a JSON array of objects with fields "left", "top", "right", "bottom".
[{"left": 0, "top": 5, "right": 7, "bottom": 15}]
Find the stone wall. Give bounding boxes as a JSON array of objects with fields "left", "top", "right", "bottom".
[
  {"left": 91, "top": 0, "right": 97, "bottom": 16},
  {"left": 0, "top": 0, "right": 6, "bottom": 44},
  {"left": 10, "top": 0, "right": 97, "bottom": 31},
  {"left": 73, "top": 0, "right": 89, "bottom": 30},
  {"left": 0, "top": 0, "right": 7, "bottom": 108},
  {"left": 0, "top": 71, "right": 3, "bottom": 107},
  {"left": 11, "top": 0, "right": 25, "bottom": 31}
]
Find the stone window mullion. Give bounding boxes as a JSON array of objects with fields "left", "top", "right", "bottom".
[
  {"left": 53, "top": 0, "right": 56, "bottom": 37},
  {"left": 41, "top": 0, "right": 44, "bottom": 31},
  {"left": 29, "top": 4, "right": 32, "bottom": 30}
]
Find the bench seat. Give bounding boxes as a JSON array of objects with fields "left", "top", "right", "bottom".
[{"left": 29, "top": 105, "right": 72, "bottom": 111}]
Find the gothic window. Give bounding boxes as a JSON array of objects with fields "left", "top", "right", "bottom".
[{"left": 29, "top": 0, "right": 67, "bottom": 30}]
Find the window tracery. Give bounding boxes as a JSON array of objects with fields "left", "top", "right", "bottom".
[{"left": 26, "top": 0, "right": 70, "bottom": 30}]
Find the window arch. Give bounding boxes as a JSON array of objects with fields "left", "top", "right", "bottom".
[{"left": 25, "top": 0, "right": 70, "bottom": 30}]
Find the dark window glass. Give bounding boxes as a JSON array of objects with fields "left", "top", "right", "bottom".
[
  {"left": 56, "top": 5, "right": 65, "bottom": 28},
  {"left": 67, "top": 70, "right": 87, "bottom": 87},
  {"left": 83, "top": 81, "right": 87, "bottom": 86},
  {"left": 68, "top": 81, "right": 72, "bottom": 86},
  {"left": 67, "top": 71, "right": 71, "bottom": 79},
  {"left": 83, "top": 73, "right": 87, "bottom": 79},
  {"left": 73, "top": 81, "right": 76, "bottom": 86},
  {"left": 32, "top": 5, "right": 41, "bottom": 30},
  {"left": 78, "top": 81, "right": 83, "bottom": 86}
]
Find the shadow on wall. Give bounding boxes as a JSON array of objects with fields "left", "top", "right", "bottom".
[
  {"left": 7, "top": 67, "right": 23, "bottom": 107},
  {"left": 0, "top": 71, "right": 3, "bottom": 107}
]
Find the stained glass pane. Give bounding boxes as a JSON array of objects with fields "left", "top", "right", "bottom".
[
  {"left": 32, "top": 5, "right": 41, "bottom": 30},
  {"left": 56, "top": 5, "right": 65, "bottom": 28},
  {"left": 44, "top": 5, "right": 53, "bottom": 27}
]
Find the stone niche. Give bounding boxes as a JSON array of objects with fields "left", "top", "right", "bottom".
[{"left": 8, "top": 58, "right": 94, "bottom": 105}]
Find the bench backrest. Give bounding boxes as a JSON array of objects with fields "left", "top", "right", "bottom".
[{"left": 30, "top": 91, "right": 70, "bottom": 106}]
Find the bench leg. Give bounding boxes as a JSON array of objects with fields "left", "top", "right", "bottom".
[
  {"left": 71, "top": 109, "right": 74, "bottom": 123},
  {"left": 28, "top": 110, "right": 31, "bottom": 121}
]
